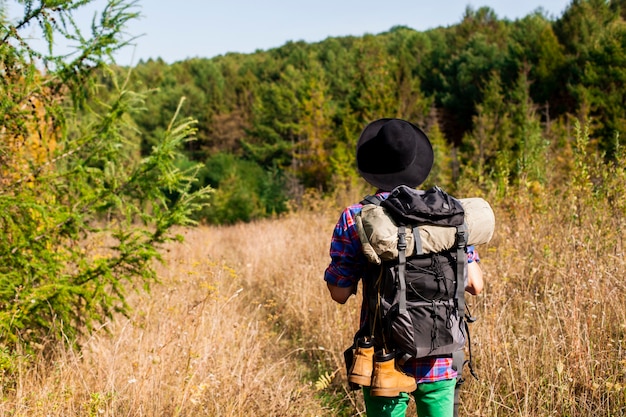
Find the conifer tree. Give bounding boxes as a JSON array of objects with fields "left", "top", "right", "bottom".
[{"left": 0, "top": 0, "right": 211, "bottom": 364}]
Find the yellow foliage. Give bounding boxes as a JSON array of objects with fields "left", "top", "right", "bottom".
[{"left": 1, "top": 82, "right": 60, "bottom": 188}]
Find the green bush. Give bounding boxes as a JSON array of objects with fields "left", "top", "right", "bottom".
[{"left": 199, "top": 152, "right": 288, "bottom": 224}]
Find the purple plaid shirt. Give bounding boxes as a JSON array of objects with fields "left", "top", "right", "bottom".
[{"left": 324, "top": 193, "right": 473, "bottom": 383}]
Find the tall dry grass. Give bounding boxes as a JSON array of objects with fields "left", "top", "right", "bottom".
[
  {"left": 2, "top": 183, "right": 626, "bottom": 416},
  {"left": 0, "top": 208, "right": 349, "bottom": 416},
  {"left": 459, "top": 189, "right": 626, "bottom": 417}
]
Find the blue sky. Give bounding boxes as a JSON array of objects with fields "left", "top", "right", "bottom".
[{"left": 6, "top": 0, "right": 573, "bottom": 65}]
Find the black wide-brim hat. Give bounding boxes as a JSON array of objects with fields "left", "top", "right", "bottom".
[{"left": 356, "top": 118, "right": 434, "bottom": 191}]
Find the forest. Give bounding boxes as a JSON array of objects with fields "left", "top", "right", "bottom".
[
  {"left": 119, "top": 0, "right": 626, "bottom": 223},
  {"left": 1, "top": 0, "right": 626, "bottom": 416}
]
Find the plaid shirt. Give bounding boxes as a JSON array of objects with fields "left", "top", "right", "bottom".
[{"left": 324, "top": 193, "right": 474, "bottom": 383}]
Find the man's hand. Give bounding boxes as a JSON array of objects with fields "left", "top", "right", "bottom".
[{"left": 327, "top": 283, "right": 356, "bottom": 304}]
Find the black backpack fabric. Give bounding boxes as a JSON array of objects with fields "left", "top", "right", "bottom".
[{"left": 359, "top": 185, "right": 469, "bottom": 360}]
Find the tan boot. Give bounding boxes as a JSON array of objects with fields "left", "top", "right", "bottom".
[
  {"left": 370, "top": 350, "right": 417, "bottom": 397},
  {"left": 348, "top": 338, "right": 374, "bottom": 386}
]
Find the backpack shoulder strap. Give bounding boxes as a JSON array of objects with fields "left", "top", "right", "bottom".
[
  {"left": 453, "top": 222, "right": 481, "bottom": 383},
  {"left": 360, "top": 194, "right": 382, "bottom": 206}
]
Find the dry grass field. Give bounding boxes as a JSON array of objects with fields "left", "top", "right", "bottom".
[{"left": 1, "top": 186, "right": 625, "bottom": 416}]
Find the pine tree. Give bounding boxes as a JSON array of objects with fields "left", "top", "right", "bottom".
[{"left": 0, "top": 0, "right": 211, "bottom": 366}]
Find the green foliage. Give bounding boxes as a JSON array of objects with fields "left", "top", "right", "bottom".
[
  {"left": 0, "top": 0, "right": 210, "bottom": 363},
  {"left": 200, "top": 152, "right": 287, "bottom": 224},
  {"left": 577, "top": 19, "right": 626, "bottom": 153},
  {"left": 423, "top": 123, "right": 454, "bottom": 190},
  {"left": 553, "top": 0, "right": 626, "bottom": 151},
  {"left": 328, "top": 139, "right": 359, "bottom": 194},
  {"left": 425, "top": 7, "right": 511, "bottom": 143},
  {"left": 506, "top": 12, "right": 566, "bottom": 106},
  {"left": 459, "top": 68, "right": 548, "bottom": 194},
  {"left": 571, "top": 120, "right": 595, "bottom": 200},
  {"left": 509, "top": 71, "right": 549, "bottom": 185},
  {"left": 460, "top": 71, "right": 513, "bottom": 187},
  {"left": 245, "top": 70, "right": 300, "bottom": 167},
  {"left": 600, "top": 132, "right": 626, "bottom": 218},
  {"left": 294, "top": 62, "right": 336, "bottom": 190}
]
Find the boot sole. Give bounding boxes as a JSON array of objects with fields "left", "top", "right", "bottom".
[
  {"left": 348, "top": 374, "right": 372, "bottom": 386},
  {"left": 370, "top": 383, "right": 417, "bottom": 397}
]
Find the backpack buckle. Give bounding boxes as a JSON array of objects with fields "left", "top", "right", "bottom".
[
  {"left": 397, "top": 226, "right": 407, "bottom": 251},
  {"left": 455, "top": 224, "right": 468, "bottom": 248}
]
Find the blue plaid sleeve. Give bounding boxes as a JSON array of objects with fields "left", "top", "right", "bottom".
[
  {"left": 324, "top": 205, "right": 366, "bottom": 288},
  {"left": 467, "top": 245, "right": 480, "bottom": 263}
]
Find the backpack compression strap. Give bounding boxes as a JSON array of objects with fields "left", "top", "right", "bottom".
[
  {"left": 397, "top": 225, "right": 408, "bottom": 314},
  {"left": 455, "top": 223, "right": 468, "bottom": 319}
]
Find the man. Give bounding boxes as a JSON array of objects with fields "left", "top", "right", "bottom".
[{"left": 324, "top": 118, "right": 483, "bottom": 417}]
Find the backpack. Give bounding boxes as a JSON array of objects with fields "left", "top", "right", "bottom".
[{"left": 355, "top": 185, "right": 494, "bottom": 362}]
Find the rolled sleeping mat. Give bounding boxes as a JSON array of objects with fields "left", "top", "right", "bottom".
[{"left": 356, "top": 197, "right": 495, "bottom": 265}]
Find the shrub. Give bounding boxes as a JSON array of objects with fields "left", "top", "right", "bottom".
[{"left": 0, "top": 0, "right": 210, "bottom": 368}]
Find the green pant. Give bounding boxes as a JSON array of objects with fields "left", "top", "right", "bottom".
[{"left": 362, "top": 379, "right": 456, "bottom": 417}]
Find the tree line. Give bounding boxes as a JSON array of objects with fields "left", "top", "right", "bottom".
[{"left": 120, "top": 0, "right": 626, "bottom": 223}]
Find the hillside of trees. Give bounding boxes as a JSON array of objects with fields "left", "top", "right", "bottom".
[{"left": 119, "top": 0, "right": 626, "bottom": 223}]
